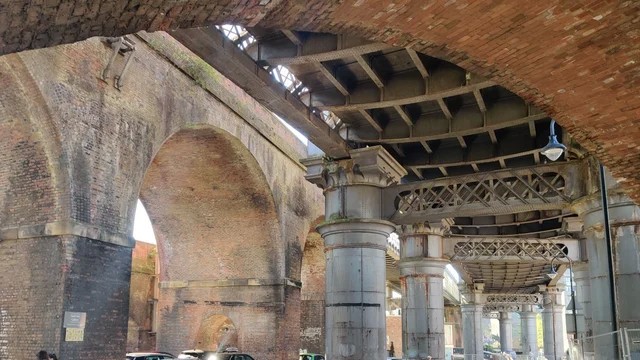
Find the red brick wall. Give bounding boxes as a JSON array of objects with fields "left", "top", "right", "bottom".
[
  {"left": 300, "top": 227, "right": 325, "bottom": 354},
  {"left": 0, "top": 32, "right": 323, "bottom": 360},
  {"left": 4, "top": 1, "right": 640, "bottom": 202},
  {"left": 386, "top": 315, "right": 403, "bottom": 358},
  {"left": 127, "top": 241, "right": 157, "bottom": 352}
]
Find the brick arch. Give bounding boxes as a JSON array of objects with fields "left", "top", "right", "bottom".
[
  {"left": 299, "top": 216, "right": 326, "bottom": 354},
  {"left": 139, "top": 126, "right": 287, "bottom": 357},
  {"left": 0, "top": 56, "right": 67, "bottom": 226},
  {"left": 194, "top": 314, "right": 238, "bottom": 352},
  {"left": 0, "top": 54, "right": 69, "bottom": 360},
  {"left": 0, "top": 31, "right": 323, "bottom": 359},
  {"left": 5, "top": 1, "right": 640, "bottom": 200},
  {"left": 140, "top": 126, "right": 280, "bottom": 281}
]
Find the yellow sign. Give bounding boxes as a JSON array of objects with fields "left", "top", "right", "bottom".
[{"left": 65, "top": 328, "right": 84, "bottom": 342}]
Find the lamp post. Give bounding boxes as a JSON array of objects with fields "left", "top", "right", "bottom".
[
  {"left": 541, "top": 120, "right": 619, "bottom": 357},
  {"left": 550, "top": 255, "right": 578, "bottom": 354}
]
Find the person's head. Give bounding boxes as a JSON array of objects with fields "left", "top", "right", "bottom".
[
  {"left": 49, "top": 353, "right": 58, "bottom": 360},
  {"left": 37, "top": 350, "right": 49, "bottom": 360}
]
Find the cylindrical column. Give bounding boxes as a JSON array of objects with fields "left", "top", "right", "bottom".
[
  {"left": 499, "top": 312, "right": 513, "bottom": 353},
  {"left": 520, "top": 305, "right": 539, "bottom": 357},
  {"left": 461, "top": 295, "right": 484, "bottom": 360},
  {"left": 572, "top": 262, "right": 593, "bottom": 353},
  {"left": 542, "top": 286, "right": 567, "bottom": 360},
  {"left": 302, "top": 147, "right": 407, "bottom": 360},
  {"left": 577, "top": 191, "right": 640, "bottom": 359},
  {"left": 398, "top": 224, "right": 449, "bottom": 360},
  {"left": 319, "top": 219, "right": 395, "bottom": 360}
]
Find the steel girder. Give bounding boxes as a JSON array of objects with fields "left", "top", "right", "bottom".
[{"left": 383, "top": 161, "right": 585, "bottom": 223}]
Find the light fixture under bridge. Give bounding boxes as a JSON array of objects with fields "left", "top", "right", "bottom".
[{"left": 540, "top": 119, "right": 567, "bottom": 161}]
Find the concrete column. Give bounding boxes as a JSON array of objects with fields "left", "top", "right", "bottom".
[
  {"left": 575, "top": 188, "right": 640, "bottom": 359},
  {"left": 542, "top": 286, "right": 567, "bottom": 360},
  {"left": 302, "top": 146, "right": 406, "bottom": 360},
  {"left": 572, "top": 262, "right": 593, "bottom": 354},
  {"left": 397, "top": 223, "right": 449, "bottom": 360},
  {"left": 461, "top": 286, "right": 484, "bottom": 359},
  {"left": 520, "top": 305, "right": 539, "bottom": 357},
  {"left": 499, "top": 312, "right": 513, "bottom": 353}
]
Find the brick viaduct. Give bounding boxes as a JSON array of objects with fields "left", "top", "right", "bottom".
[
  {"left": 2, "top": 1, "right": 640, "bottom": 359},
  {"left": 0, "top": 32, "right": 324, "bottom": 359}
]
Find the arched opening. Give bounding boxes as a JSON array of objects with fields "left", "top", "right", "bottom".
[
  {"left": 299, "top": 218, "right": 326, "bottom": 354},
  {"left": 138, "top": 126, "right": 284, "bottom": 358},
  {"left": 195, "top": 314, "right": 238, "bottom": 352}
]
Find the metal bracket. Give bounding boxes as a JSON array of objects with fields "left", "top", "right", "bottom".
[{"left": 101, "top": 36, "right": 136, "bottom": 90}]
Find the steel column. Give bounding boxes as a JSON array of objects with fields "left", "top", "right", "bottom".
[
  {"left": 577, "top": 190, "right": 640, "bottom": 359},
  {"left": 520, "top": 305, "right": 539, "bottom": 357},
  {"left": 302, "top": 146, "right": 407, "bottom": 360},
  {"left": 499, "top": 312, "right": 513, "bottom": 354},
  {"left": 461, "top": 287, "right": 484, "bottom": 360},
  {"left": 397, "top": 224, "right": 449, "bottom": 360},
  {"left": 572, "top": 262, "right": 593, "bottom": 353},
  {"left": 542, "top": 286, "right": 567, "bottom": 360}
]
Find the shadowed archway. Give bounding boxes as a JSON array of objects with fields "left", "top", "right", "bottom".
[{"left": 139, "top": 126, "right": 286, "bottom": 358}]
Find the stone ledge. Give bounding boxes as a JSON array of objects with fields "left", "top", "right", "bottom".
[
  {"left": 159, "top": 277, "right": 302, "bottom": 289},
  {"left": 0, "top": 220, "right": 134, "bottom": 247}
]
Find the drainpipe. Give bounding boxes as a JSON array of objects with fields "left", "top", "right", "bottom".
[{"left": 598, "top": 164, "right": 619, "bottom": 339}]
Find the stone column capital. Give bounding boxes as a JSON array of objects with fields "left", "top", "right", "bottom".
[
  {"left": 520, "top": 304, "right": 541, "bottom": 314},
  {"left": 571, "top": 190, "right": 634, "bottom": 218},
  {"left": 461, "top": 284, "right": 485, "bottom": 305},
  {"left": 539, "top": 285, "right": 566, "bottom": 307},
  {"left": 395, "top": 219, "right": 452, "bottom": 237},
  {"left": 499, "top": 311, "right": 512, "bottom": 321},
  {"left": 301, "top": 146, "right": 407, "bottom": 190}
]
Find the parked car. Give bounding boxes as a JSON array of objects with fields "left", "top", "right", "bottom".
[
  {"left": 126, "top": 352, "right": 175, "bottom": 360},
  {"left": 177, "top": 348, "right": 255, "bottom": 360},
  {"left": 300, "top": 354, "right": 325, "bottom": 360}
]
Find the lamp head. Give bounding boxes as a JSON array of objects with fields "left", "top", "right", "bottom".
[{"left": 541, "top": 134, "right": 567, "bottom": 161}]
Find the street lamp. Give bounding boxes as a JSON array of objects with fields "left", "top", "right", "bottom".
[
  {"left": 549, "top": 254, "right": 579, "bottom": 357},
  {"left": 541, "top": 120, "right": 567, "bottom": 161}
]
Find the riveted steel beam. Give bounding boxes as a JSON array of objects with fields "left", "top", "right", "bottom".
[
  {"left": 383, "top": 161, "right": 585, "bottom": 222},
  {"left": 444, "top": 237, "right": 581, "bottom": 262},
  {"left": 170, "top": 27, "right": 350, "bottom": 158}
]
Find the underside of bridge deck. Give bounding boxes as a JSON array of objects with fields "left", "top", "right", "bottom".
[{"left": 173, "top": 25, "right": 590, "bottom": 297}]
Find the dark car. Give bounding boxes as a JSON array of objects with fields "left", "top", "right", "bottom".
[
  {"left": 177, "top": 349, "right": 255, "bottom": 360},
  {"left": 300, "top": 354, "right": 325, "bottom": 360},
  {"left": 126, "top": 352, "right": 175, "bottom": 360}
]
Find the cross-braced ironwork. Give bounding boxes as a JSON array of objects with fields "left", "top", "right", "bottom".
[
  {"left": 484, "top": 304, "right": 522, "bottom": 313},
  {"left": 483, "top": 311, "right": 500, "bottom": 319},
  {"left": 485, "top": 293, "right": 543, "bottom": 305},
  {"left": 450, "top": 238, "right": 571, "bottom": 262},
  {"left": 385, "top": 162, "right": 581, "bottom": 223}
]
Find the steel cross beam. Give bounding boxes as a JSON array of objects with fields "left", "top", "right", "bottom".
[
  {"left": 170, "top": 27, "right": 350, "bottom": 158},
  {"left": 483, "top": 304, "right": 522, "bottom": 313},
  {"left": 483, "top": 311, "right": 500, "bottom": 319},
  {"left": 485, "top": 293, "right": 543, "bottom": 305},
  {"left": 445, "top": 237, "right": 581, "bottom": 262},
  {"left": 383, "top": 161, "right": 584, "bottom": 222}
]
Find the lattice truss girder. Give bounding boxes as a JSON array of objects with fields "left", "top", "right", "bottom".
[
  {"left": 385, "top": 162, "right": 583, "bottom": 222},
  {"left": 485, "top": 293, "right": 542, "bottom": 305},
  {"left": 483, "top": 311, "right": 500, "bottom": 319},
  {"left": 484, "top": 304, "right": 522, "bottom": 313},
  {"left": 449, "top": 238, "right": 574, "bottom": 262}
]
